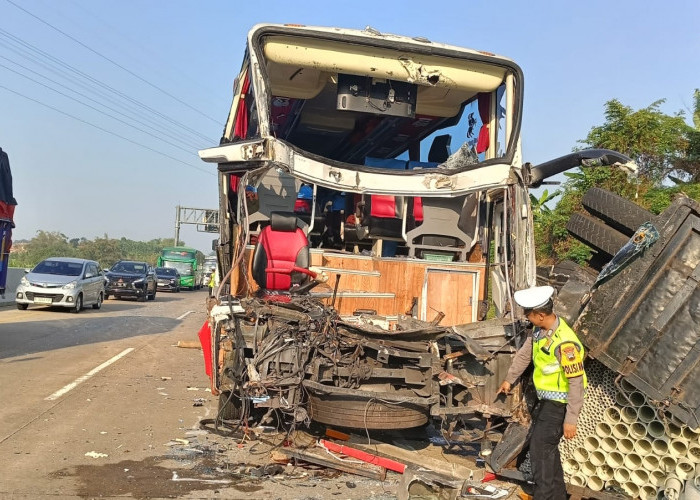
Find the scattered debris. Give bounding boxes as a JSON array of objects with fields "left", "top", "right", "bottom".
[
  {"left": 84, "top": 451, "right": 108, "bottom": 459},
  {"left": 278, "top": 447, "right": 386, "bottom": 480},
  {"left": 161, "top": 376, "right": 172, "bottom": 381},
  {"left": 319, "top": 439, "right": 405, "bottom": 473},
  {"left": 192, "top": 398, "right": 206, "bottom": 407},
  {"left": 170, "top": 471, "right": 231, "bottom": 484},
  {"left": 187, "top": 387, "right": 199, "bottom": 391},
  {"left": 176, "top": 340, "right": 201, "bottom": 349},
  {"left": 325, "top": 428, "right": 350, "bottom": 441}
]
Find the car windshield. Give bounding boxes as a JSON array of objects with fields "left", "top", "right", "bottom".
[
  {"left": 156, "top": 267, "right": 177, "bottom": 277},
  {"left": 163, "top": 261, "right": 192, "bottom": 275},
  {"left": 112, "top": 262, "right": 146, "bottom": 274},
  {"left": 33, "top": 260, "right": 83, "bottom": 277}
]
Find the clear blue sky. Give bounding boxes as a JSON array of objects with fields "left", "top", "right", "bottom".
[{"left": 1, "top": 0, "right": 698, "bottom": 255}]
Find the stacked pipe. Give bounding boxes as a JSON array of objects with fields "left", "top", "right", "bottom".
[{"left": 559, "top": 359, "right": 700, "bottom": 499}]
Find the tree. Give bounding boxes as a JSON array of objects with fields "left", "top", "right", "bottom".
[{"left": 579, "top": 98, "right": 699, "bottom": 184}]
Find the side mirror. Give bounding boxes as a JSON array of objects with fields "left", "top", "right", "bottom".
[
  {"left": 24, "top": 268, "right": 30, "bottom": 273},
  {"left": 85, "top": 272, "right": 95, "bottom": 279}
]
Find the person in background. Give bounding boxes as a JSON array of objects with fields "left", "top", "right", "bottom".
[
  {"left": 497, "top": 285, "right": 587, "bottom": 500},
  {"left": 208, "top": 268, "right": 216, "bottom": 297}
]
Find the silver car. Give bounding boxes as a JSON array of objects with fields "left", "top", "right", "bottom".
[{"left": 15, "top": 257, "right": 105, "bottom": 313}]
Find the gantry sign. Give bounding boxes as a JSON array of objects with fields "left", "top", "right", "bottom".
[{"left": 173, "top": 206, "right": 219, "bottom": 244}]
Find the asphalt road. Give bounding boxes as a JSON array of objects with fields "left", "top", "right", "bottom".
[{"left": 0, "top": 289, "right": 222, "bottom": 499}]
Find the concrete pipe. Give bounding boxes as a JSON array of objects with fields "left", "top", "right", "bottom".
[
  {"left": 642, "top": 454, "right": 660, "bottom": 471},
  {"left": 589, "top": 450, "right": 606, "bottom": 467},
  {"left": 584, "top": 436, "right": 600, "bottom": 452},
  {"left": 653, "top": 438, "right": 670, "bottom": 456},
  {"left": 607, "top": 451, "right": 625, "bottom": 469},
  {"left": 573, "top": 447, "right": 589, "bottom": 463},
  {"left": 595, "top": 422, "right": 613, "bottom": 439},
  {"left": 664, "top": 475, "right": 684, "bottom": 500},
  {"left": 622, "top": 481, "right": 640, "bottom": 498},
  {"left": 635, "top": 437, "right": 653, "bottom": 456},
  {"left": 630, "top": 468, "right": 649, "bottom": 485},
  {"left": 563, "top": 458, "right": 579, "bottom": 475},
  {"left": 604, "top": 406, "right": 622, "bottom": 424},
  {"left": 615, "top": 391, "right": 630, "bottom": 407},
  {"left": 617, "top": 437, "right": 635, "bottom": 454},
  {"left": 620, "top": 406, "right": 638, "bottom": 424},
  {"left": 630, "top": 421, "right": 648, "bottom": 440},
  {"left": 670, "top": 438, "right": 689, "bottom": 458},
  {"left": 597, "top": 464, "right": 614, "bottom": 481},
  {"left": 660, "top": 455, "right": 678, "bottom": 473},
  {"left": 637, "top": 404, "right": 657, "bottom": 423},
  {"left": 580, "top": 460, "right": 597, "bottom": 477},
  {"left": 682, "top": 426, "right": 700, "bottom": 441},
  {"left": 569, "top": 473, "right": 586, "bottom": 487},
  {"left": 629, "top": 391, "right": 647, "bottom": 407},
  {"left": 675, "top": 458, "right": 696, "bottom": 480},
  {"left": 588, "top": 475, "right": 604, "bottom": 492},
  {"left": 667, "top": 422, "right": 684, "bottom": 439},
  {"left": 601, "top": 436, "right": 617, "bottom": 453},
  {"left": 620, "top": 378, "right": 636, "bottom": 393},
  {"left": 647, "top": 420, "right": 666, "bottom": 440},
  {"left": 649, "top": 469, "right": 667, "bottom": 487},
  {"left": 688, "top": 443, "right": 700, "bottom": 464},
  {"left": 613, "top": 466, "right": 630, "bottom": 483},
  {"left": 623, "top": 452, "right": 643, "bottom": 470},
  {"left": 639, "top": 484, "right": 658, "bottom": 500},
  {"left": 613, "top": 422, "right": 630, "bottom": 439}
]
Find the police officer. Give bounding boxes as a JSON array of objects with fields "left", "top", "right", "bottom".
[{"left": 497, "top": 285, "right": 587, "bottom": 500}]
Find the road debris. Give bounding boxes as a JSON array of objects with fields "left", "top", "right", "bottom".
[
  {"left": 176, "top": 340, "right": 201, "bottom": 349},
  {"left": 84, "top": 451, "right": 108, "bottom": 459}
]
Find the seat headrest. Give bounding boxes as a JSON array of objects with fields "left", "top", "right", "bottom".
[{"left": 270, "top": 213, "right": 298, "bottom": 232}]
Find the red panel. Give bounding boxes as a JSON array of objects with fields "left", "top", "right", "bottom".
[
  {"left": 413, "top": 198, "right": 423, "bottom": 222},
  {"left": 197, "top": 321, "right": 212, "bottom": 378},
  {"left": 370, "top": 195, "right": 397, "bottom": 218}
]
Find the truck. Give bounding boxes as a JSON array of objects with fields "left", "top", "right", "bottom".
[
  {"left": 196, "top": 24, "right": 700, "bottom": 498},
  {"left": 0, "top": 147, "right": 17, "bottom": 298},
  {"left": 156, "top": 246, "right": 204, "bottom": 290}
]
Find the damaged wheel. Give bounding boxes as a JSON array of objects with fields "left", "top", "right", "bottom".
[
  {"left": 218, "top": 391, "right": 241, "bottom": 420},
  {"left": 308, "top": 394, "right": 428, "bottom": 430}
]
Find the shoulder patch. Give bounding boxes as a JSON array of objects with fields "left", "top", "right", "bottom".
[{"left": 558, "top": 341, "right": 585, "bottom": 378}]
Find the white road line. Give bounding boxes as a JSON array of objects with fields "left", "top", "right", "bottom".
[
  {"left": 45, "top": 348, "right": 135, "bottom": 401},
  {"left": 177, "top": 310, "right": 194, "bottom": 320}
]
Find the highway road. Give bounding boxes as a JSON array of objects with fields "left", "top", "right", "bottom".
[{"left": 0, "top": 290, "right": 221, "bottom": 499}]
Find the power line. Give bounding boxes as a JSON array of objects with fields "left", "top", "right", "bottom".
[
  {"left": 0, "top": 28, "right": 215, "bottom": 145},
  {"left": 0, "top": 84, "right": 216, "bottom": 177},
  {"left": 0, "top": 56, "right": 205, "bottom": 154},
  {"left": 5, "top": 0, "right": 222, "bottom": 125}
]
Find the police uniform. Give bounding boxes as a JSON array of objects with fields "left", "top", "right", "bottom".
[{"left": 505, "top": 286, "right": 587, "bottom": 500}]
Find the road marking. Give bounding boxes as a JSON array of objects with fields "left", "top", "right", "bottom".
[
  {"left": 45, "top": 348, "right": 135, "bottom": 401},
  {"left": 177, "top": 310, "right": 194, "bottom": 320}
]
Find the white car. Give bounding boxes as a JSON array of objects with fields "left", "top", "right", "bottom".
[{"left": 15, "top": 257, "right": 105, "bottom": 313}]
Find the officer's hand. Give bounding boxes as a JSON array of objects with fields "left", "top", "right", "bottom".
[
  {"left": 497, "top": 381, "right": 511, "bottom": 395},
  {"left": 563, "top": 423, "right": 577, "bottom": 440}
]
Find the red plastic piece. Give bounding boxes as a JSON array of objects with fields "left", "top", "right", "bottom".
[{"left": 319, "top": 439, "right": 406, "bottom": 473}]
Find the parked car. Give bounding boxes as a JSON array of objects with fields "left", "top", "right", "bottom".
[
  {"left": 15, "top": 257, "right": 105, "bottom": 313},
  {"left": 155, "top": 267, "right": 181, "bottom": 292},
  {"left": 104, "top": 260, "right": 156, "bottom": 301}
]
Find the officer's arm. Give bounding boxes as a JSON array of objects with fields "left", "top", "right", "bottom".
[{"left": 504, "top": 337, "right": 533, "bottom": 385}]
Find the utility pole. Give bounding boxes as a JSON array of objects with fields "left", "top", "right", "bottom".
[{"left": 174, "top": 204, "right": 181, "bottom": 245}]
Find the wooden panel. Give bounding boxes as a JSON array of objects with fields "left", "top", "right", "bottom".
[{"left": 424, "top": 269, "right": 476, "bottom": 325}]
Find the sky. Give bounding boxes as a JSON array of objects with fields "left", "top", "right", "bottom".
[{"left": 1, "top": 0, "right": 698, "bottom": 255}]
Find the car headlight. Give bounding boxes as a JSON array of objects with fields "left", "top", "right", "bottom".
[
  {"left": 20, "top": 276, "right": 29, "bottom": 286},
  {"left": 62, "top": 280, "right": 78, "bottom": 290},
  {"left": 133, "top": 278, "right": 144, "bottom": 284}
]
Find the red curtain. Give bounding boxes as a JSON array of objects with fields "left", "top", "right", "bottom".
[
  {"left": 476, "top": 93, "right": 491, "bottom": 154},
  {"left": 232, "top": 72, "right": 251, "bottom": 140}
]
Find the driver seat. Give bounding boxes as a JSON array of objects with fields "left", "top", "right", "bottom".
[{"left": 252, "top": 213, "right": 315, "bottom": 292}]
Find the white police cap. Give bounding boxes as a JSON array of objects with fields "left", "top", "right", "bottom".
[{"left": 513, "top": 285, "right": 555, "bottom": 310}]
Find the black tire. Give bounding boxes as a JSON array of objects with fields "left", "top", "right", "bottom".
[
  {"left": 138, "top": 291, "right": 147, "bottom": 302},
  {"left": 308, "top": 394, "right": 428, "bottom": 430},
  {"left": 17, "top": 303, "right": 28, "bottom": 310},
  {"left": 582, "top": 187, "right": 654, "bottom": 236},
  {"left": 92, "top": 293, "right": 103, "bottom": 309},
  {"left": 218, "top": 391, "right": 241, "bottom": 420},
  {"left": 72, "top": 294, "right": 83, "bottom": 313},
  {"left": 567, "top": 213, "right": 629, "bottom": 257},
  {"left": 176, "top": 286, "right": 180, "bottom": 293},
  {"left": 104, "top": 293, "right": 110, "bottom": 300},
  {"left": 148, "top": 284, "right": 156, "bottom": 300}
]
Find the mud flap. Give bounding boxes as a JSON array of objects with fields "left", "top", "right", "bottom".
[{"left": 487, "top": 422, "right": 530, "bottom": 473}]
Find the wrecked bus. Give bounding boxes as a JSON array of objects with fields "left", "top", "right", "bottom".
[{"left": 196, "top": 23, "right": 642, "bottom": 482}]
